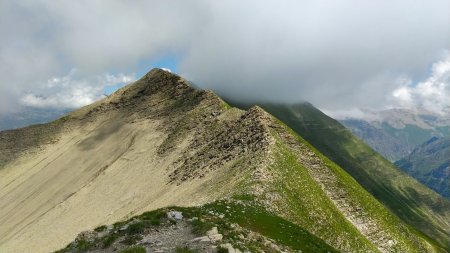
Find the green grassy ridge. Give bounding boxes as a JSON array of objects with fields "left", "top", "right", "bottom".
[
  {"left": 266, "top": 119, "right": 436, "bottom": 253},
  {"left": 177, "top": 105, "right": 435, "bottom": 252},
  {"left": 143, "top": 203, "right": 339, "bottom": 253},
  {"left": 246, "top": 102, "right": 450, "bottom": 250},
  {"left": 268, "top": 141, "right": 379, "bottom": 252},
  {"left": 57, "top": 202, "right": 338, "bottom": 253},
  {"left": 203, "top": 200, "right": 339, "bottom": 253}
]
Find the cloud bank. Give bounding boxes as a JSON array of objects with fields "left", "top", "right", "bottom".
[
  {"left": 391, "top": 52, "right": 450, "bottom": 114},
  {"left": 19, "top": 70, "right": 134, "bottom": 109},
  {"left": 1, "top": 0, "right": 449, "bottom": 116}
]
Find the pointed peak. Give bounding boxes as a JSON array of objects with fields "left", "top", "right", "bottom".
[
  {"left": 101, "top": 67, "right": 231, "bottom": 114},
  {"left": 144, "top": 68, "right": 177, "bottom": 78},
  {"left": 140, "top": 68, "right": 183, "bottom": 84},
  {"left": 119, "top": 68, "right": 191, "bottom": 98},
  {"left": 135, "top": 69, "right": 229, "bottom": 108}
]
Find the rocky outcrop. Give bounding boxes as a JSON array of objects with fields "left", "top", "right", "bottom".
[
  {"left": 58, "top": 206, "right": 294, "bottom": 253},
  {"left": 169, "top": 106, "right": 274, "bottom": 183}
]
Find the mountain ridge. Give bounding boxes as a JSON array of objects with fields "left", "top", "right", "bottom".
[
  {"left": 338, "top": 109, "right": 450, "bottom": 162},
  {"left": 0, "top": 69, "right": 448, "bottom": 252},
  {"left": 224, "top": 101, "right": 450, "bottom": 250},
  {"left": 339, "top": 118, "right": 412, "bottom": 161}
]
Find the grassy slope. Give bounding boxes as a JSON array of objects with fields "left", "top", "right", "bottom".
[
  {"left": 265, "top": 114, "right": 444, "bottom": 252},
  {"left": 57, "top": 201, "right": 339, "bottom": 253},
  {"left": 253, "top": 102, "right": 450, "bottom": 249},
  {"left": 204, "top": 200, "right": 339, "bottom": 253},
  {"left": 267, "top": 142, "right": 379, "bottom": 252}
]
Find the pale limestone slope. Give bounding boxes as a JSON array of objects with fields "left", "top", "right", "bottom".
[{"left": 0, "top": 69, "right": 247, "bottom": 253}]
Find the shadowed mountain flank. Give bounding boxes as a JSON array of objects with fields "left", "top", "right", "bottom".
[{"left": 396, "top": 137, "right": 450, "bottom": 198}]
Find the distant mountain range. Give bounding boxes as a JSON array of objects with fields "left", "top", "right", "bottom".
[
  {"left": 338, "top": 109, "right": 450, "bottom": 199},
  {"left": 339, "top": 118, "right": 412, "bottom": 161},
  {"left": 0, "top": 107, "right": 69, "bottom": 131},
  {"left": 339, "top": 109, "right": 450, "bottom": 162},
  {"left": 396, "top": 137, "right": 450, "bottom": 198}
]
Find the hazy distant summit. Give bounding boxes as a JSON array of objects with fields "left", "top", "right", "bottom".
[{"left": 339, "top": 108, "right": 450, "bottom": 161}]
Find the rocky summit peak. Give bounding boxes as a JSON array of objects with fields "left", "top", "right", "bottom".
[
  {"left": 96, "top": 68, "right": 195, "bottom": 110},
  {"left": 143, "top": 68, "right": 180, "bottom": 81},
  {"left": 131, "top": 68, "right": 191, "bottom": 95},
  {"left": 70, "top": 67, "right": 230, "bottom": 123}
]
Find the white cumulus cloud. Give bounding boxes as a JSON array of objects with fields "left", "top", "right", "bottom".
[
  {"left": 19, "top": 70, "right": 135, "bottom": 109},
  {"left": 391, "top": 52, "right": 450, "bottom": 114}
]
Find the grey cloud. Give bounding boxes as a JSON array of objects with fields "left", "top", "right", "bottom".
[
  {"left": 1, "top": 0, "right": 449, "bottom": 116},
  {"left": 180, "top": 0, "right": 450, "bottom": 111}
]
